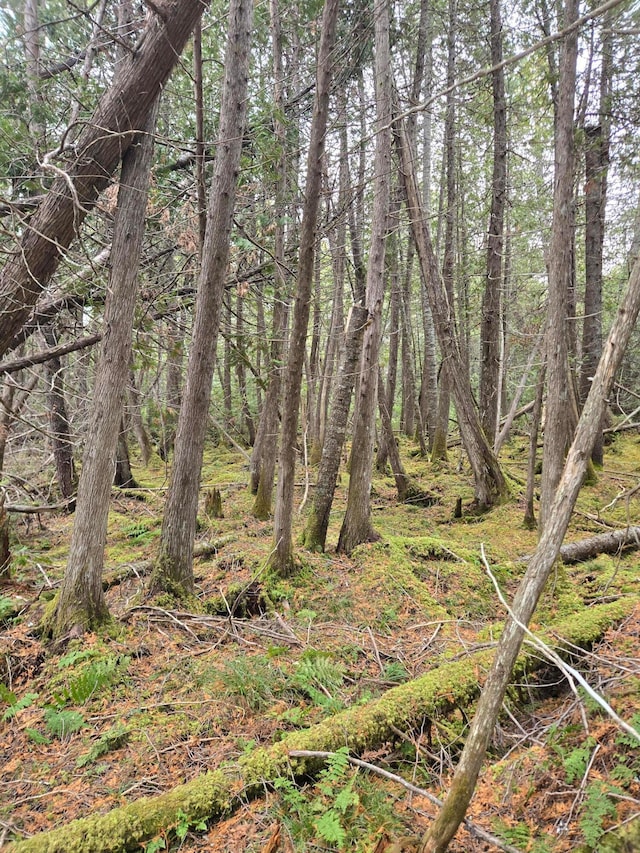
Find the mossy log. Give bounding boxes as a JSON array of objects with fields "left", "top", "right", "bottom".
[{"left": 7, "top": 598, "right": 635, "bottom": 853}]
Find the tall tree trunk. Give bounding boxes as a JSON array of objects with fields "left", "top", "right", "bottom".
[
  {"left": 249, "top": 0, "right": 290, "bottom": 515},
  {"left": 114, "top": 417, "right": 138, "bottom": 489},
  {"left": 270, "top": 0, "right": 341, "bottom": 574},
  {"left": 336, "top": 0, "right": 392, "bottom": 555},
  {"left": 52, "top": 100, "right": 159, "bottom": 638},
  {"left": 431, "top": 0, "right": 457, "bottom": 462},
  {"left": 153, "top": 0, "right": 254, "bottom": 596},
  {"left": 580, "top": 25, "right": 612, "bottom": 465},
  {"left": 539, "top": 0, "right": 579, "bottom": 533},
  {"left": 418, "top": 237, "right": 640, "bottom": 853},
  {"left": 523, "top": 363, "right": 546, "bottom": 529},
  {"left": 479, "top": 0, "right": 507, "bottom": 444},
  {"left": 396, "top": 112, "right": 508, "bottom": 509},
  {"left": 300, "top": 116, "right": 368, "bottom": 554},
  {"left": 0, "top": 0, "right": 208, "bottom": 358}
]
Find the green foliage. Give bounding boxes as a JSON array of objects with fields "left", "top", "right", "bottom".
[
  {"left": 290, "top": 652, "right": 345, "bottom": 714},
  {"left": 561, "top": 738, "right": 597, "bottom": 784},
  {"left": 0, "top": 595, "right": 16, "bottom": 622},
  {"left": 382, "top": 660, "right": 409, "bottom": 683},
  {"left": 218, "top": 655, "right": 282, "bottom": 711},
  {"left": 77, "top": 724, "right": 131, "bottom": 767},
  {"left": 272, "top": 748, "right": 404, "bottom": 850},
  {"left": 1, "top": 688, "right": 39, "bottom": 721},
  {"left": 175, "top": 808, "right": 207, "bottom": 841},
  {"left": 580, "top": 781, "right": 617, "bottom": 847},
  {"left": 43, "top": 707, "right": 85, "bottom": 740},
  {"left": 54, "top": 654, "right": 131, "bottom": 705},
  {"left": 25, "top": 727, "right": 50, "bottom": 744}
]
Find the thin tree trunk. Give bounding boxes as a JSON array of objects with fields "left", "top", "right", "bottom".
[
  {"left": 419, "top": 228, "right": 640, "bottom": 853},
  {"left": 523, "top": 363, "right": 546, "bottom": 529},
  {"left": 114, "top": 418, "right": 138, "bottom": 489},
  {"left": 301, "top": 303, "right": 368, "bottom": 552},
  {"left": 43, "top": 326, "right": 76, "bottom": 500},
  {"left": 539, "top": 0, "right": 579, "bottom": 533},
  {"left": 396, "top": 110, "right": 508, "bottom": 509},
  {"left": 336, "top": 0, "right": 392, "bottom": 555},
  {"left": 249, "top": 0, "right": 290, "bottom": 514},
  {"left": 479, "top": 0, "right": 507, "bottom": 443},
  {"left": 270, "top": 0, "right": 341, "bottom": 574},
  {"left": 52, "top": 99, "right": 159, "bottom": 638},
  {"left": 128, "top": 367, "right": 153, "bottom": 466},
  {"left": 153, "top": 0, "right": 254, "bottom": 596}
]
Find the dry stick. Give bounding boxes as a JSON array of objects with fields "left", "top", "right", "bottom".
[
  {"left": 288, "top": 750, "right": 525, "bottom": 853},
  {"left": 481, "top": 546, "right": 640, "bottom": 744}
]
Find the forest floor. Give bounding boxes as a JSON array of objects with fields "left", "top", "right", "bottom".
[{"left": 0, "top": 432, "right": 639, "bottom": 852}]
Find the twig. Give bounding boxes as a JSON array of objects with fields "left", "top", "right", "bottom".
[
  {"left": 287, "top": 750, "right": 525, "bottom": 853},
  {"left": 480, "top": 544, "right": 640, "bottom": 744}
]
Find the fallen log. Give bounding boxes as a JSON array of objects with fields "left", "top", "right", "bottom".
[
  {"left": 520, "top": 526, "right": 640, "bottom": 564},
  {"left": 559, "top": 525, "right": 640, "bottom": 563},
  {"left": 6, "top": 597, "right": 636, "bottom": 853}
]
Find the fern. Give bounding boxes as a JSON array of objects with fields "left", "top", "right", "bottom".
[
  {"left": 314, "top": 811, "right": 347, "bottom": 847},
  {"left": 580, "top": 781, "right": 617, "bottom": 847},
  {"left": 77, "top": 723, "right": 130, "bottom": 767},
  {"left": 1, "top": 689, "right": 38, "bottom": 721},
  {"left": 44, "top": 707, "right": 85, "bottom": 739}
]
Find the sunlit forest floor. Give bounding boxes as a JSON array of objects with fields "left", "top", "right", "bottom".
[{"left": 1, "top": 432, "right": 639, "bottom": 851}]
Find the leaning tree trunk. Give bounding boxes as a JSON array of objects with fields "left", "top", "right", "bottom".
[
  {"left": 270, "top": 0, "right": 341, "bottom": 575},
  {"left": 336, "top": 0, "right": 392, "bottom": 556},
  {"left": 539, "top": 0, "right": 579, "bottom": 533},
  {"left": 51, "top": 100, "right": 159, "bottom": 639},
  {"left": 395, "top": 111, "right": 508, "bottom": 509},
  {"left": 0, "top": 0, "right": 208, "bottom": 358},
  {"left": 419, "top": 212, "right": 640, "bottom": 853},
  {"left": 153, "top": 0, "right": 254, "bottom": 597}
]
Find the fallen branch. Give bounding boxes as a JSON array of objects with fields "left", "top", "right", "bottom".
[{"left": 6, "top": 598, "right": 635, "bottom": 853}]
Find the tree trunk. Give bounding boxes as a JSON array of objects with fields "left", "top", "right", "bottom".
[
  {"left": 43, "top": 326, "right": 76, "bottom": 501},
  {"left": 418, "top": 207, "right": 640, "bottom": 853},
  {"left": 523, "top": 363, "right": 546, "bottom": 529},
  {"left": 336, "top": 0, "right": 392, "bottom": 555},
  {"left": 269, "top": 0, "right": 341, "bottom": 574},
  {"left": 395, "top": 111, "right": 508, "bottom": 510},
  {"left": 0, "top": 0, "right": 207, "bottom": 358},
  {"left": 114, "top": 418, "right": 138, "bottom": 489},
  {"left": 153, "top": 0, "right": 254, "bottom": 597},
  {"left": 128, "top": 367, "right": 153, "bottom": 466},
  {"left": 539, "top": 0, "right": 579, "bottom": 532},
  {"left": 249, "top": 0, "right": 291, "bottom": 515},
  {"left": 301, "top": 303, "right": 368, "bottom": 552},
  {"left": 479, "top": 0, "right": 507, "bottom": 444},
  {"left": 52, "top": 100, "right": 159, "bottom": 638}
]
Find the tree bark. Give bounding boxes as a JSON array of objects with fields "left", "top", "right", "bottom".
[
  {"left": 153, "top": 0, "right": 254, "bottom": 596},
  {"left": 43, "top": 326, "right": 76, "bottom": 501},
  {"left": 419, "top": 228, "right": 640, "bottom": 853},
  {"left": 539, "top": 0, "right": 579, "bottom": 532},
  {"left": 395, "top": 111, "right": 508, "bottom": 510},
  {"left": 270, "top": 0, "right": 341, "bottom": 574},
  {"left": 336, "top": 0, "right": 392, "bottom": 555},
  {"left": 0, "top": 0, "right": 208, "bottom": 358},
  {"left": 52, "top": 100, "right": 159, "bottom": 638},
  {"left": 479, "top": 0, "right": 507, "bottom": 445}
]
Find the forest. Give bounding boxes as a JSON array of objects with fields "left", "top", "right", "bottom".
[{"left": 0, "top": 0, "right": 639, "bottom": 849}]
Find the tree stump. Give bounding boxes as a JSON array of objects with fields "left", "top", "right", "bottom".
[{"left": 204, "top": 488, "right": 224, "bottom": 519}]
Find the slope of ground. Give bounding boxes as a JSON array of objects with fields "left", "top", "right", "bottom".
[{"left": 0, "top": 433, "right": 638, "bottom": 851}]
